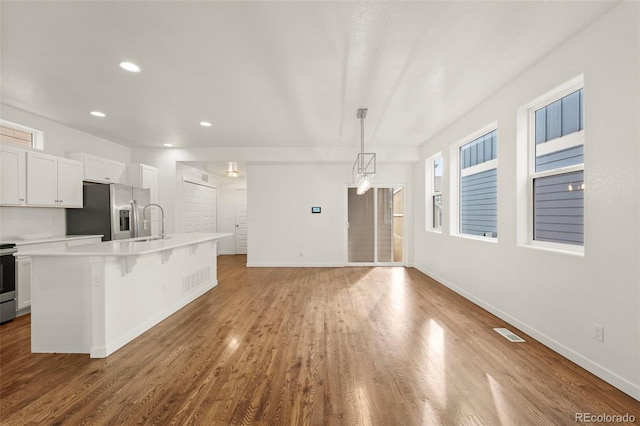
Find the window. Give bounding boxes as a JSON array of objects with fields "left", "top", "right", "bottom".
[
  {"left": 1, "top": 124, "right": 33, "bottom": 148},
  {"left": 530, "top": 86, "right": 584, "bottom": 247},
  {"left": 426, "top": 154, "right": 442, "bottom": 231},
  {"left": 432, "top": 157, "right": 443, "bottom": 230},
  {"left": 0, "top": 120, "right": 43, "bottom": 149},
  {"left": 459, "top": 129, "right": 498, "bottom": 238}
]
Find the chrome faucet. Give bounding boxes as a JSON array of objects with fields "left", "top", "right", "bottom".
[{"left": 142, "top": 203, "right": 166, "bottom": 239}]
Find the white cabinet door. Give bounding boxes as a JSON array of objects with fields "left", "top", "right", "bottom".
[
  {"left": 140, "top": 164, "right": 159, "bottom": 234},
  {"left": 26, "top": 152, "right": 83, "bottom": 207},
  {"left": 0, "top": 144, "right": 26, "bottom": 205},
  {"left": 127, "top": 163, "right": 158, "bottom": 200},
  {"left": 129, "top": 164, "right": 159, "bottom": 234},
  {"left": 16, "top": 257, "right": 32, "bottom": 312},
  {"left": 57, "top": 157, "right": 83, "bottom": 207},
  {"left": 26, "top": 151, "right": 58, "bottom": 206},
  {"left": 107, "top": 160, "right": 127, "bottom": 184},
  {"left": 82, "top": 154, "right": 108, "bottom": 182},
  {"left": 140, "top": 164, "right": 158, "bottom": 202},
  {"left": 71, "top": 153, "right": 126, "bottom": 184}
]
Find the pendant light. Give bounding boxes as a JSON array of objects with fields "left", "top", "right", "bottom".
[
  {"left": 352, "top": 108, "right": 376, "bottom": 195},
  {"left": 225, "top": 162, "right": 239, "bottom": 177}
]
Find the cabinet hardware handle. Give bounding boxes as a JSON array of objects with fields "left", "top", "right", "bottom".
[{"left": 19, "top": 198, "right": 24, "bottom": 201}]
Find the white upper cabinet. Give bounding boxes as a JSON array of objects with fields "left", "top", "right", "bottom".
[
  {"left": 106, "top": 160, "right": 126, "bottom": 184},
  {"left": 127, "top": 163, "right": 158, "bottom": 202},
  {"left": 26, "top": 151, "right": 57, "bottom": 206},
  {"left": 127, "top": 163, "right": 159, "bottom": 234},
  {"left": 69, "top": 153, "right": 126, "bottom": 184},
  {"left": 26, "top": 151, "right": 83, "bottom": 208},
  {"left": 0, "top": 143, "right": 27, "bottom": 206},
  {"left": 56, "top": 157, "right": 83, "bottom": 207}
]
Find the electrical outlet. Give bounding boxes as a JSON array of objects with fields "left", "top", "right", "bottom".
[
  {"left": 299, "top": 249, "right": 304, "bottom": 256},
  {"left": 593, "top": 323, "right": 604, "bottom": 342}
]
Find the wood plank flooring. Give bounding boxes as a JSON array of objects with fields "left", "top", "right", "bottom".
[{"left": 1, "top": 255, "right": 639, "bottom": 425}]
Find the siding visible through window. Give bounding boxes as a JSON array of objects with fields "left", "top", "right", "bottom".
[
  {"left": 460, "top": 168, "right": 497, "bottom": 237},
  {"left": 534, "top": 170, "right": 584, "bottom": 245},
  {"left": 0, "top": 124, "right": 33, "bottom": 148},
  {"left": 535, "top": 145, "right": 584, "bottom": 172}
]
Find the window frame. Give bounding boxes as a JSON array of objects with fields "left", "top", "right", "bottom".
[
  {"left": 527, "top": 78, "right": 585, "bottom": 253},
  {"left": 449, "top": 122, "right": 498, "bottom": 242},
  {"left": 425, "top": 153, "right": 443, "bottom": 233}
]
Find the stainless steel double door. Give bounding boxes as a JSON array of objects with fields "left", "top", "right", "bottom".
[{"left": 110, "top": 184, "right": 151, "bottom": 240}]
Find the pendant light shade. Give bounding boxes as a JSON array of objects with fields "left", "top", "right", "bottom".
[{"left": 225, "top": 162, "right": 239, "bottom": 177}]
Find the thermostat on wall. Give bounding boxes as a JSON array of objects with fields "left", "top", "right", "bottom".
[{"left": 311, "top": 207, "right": 321, "bottom": 214}]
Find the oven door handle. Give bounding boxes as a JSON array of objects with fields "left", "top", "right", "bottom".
[{"left": 0, "top": 248, "right": 17, "bottom": 256}]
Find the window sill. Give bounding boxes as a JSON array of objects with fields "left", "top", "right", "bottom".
[
  {"left": 452, "top": 233, "right": 498, "bottom": 244},
  {"left": 519, "top": 242, "right": 584, "bottom": 257}
]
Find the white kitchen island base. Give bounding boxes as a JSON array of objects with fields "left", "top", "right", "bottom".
[{"left": 26, "top": 233, "right": 230, "bottom": 358}]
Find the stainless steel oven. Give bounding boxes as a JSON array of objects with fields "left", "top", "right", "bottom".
[{"left": 0, "top": 243, "right": 17, "bottom": 324}]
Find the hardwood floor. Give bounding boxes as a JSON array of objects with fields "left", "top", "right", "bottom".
[{"left": 1, "top": 255, "right": 638, "bottom": 425}]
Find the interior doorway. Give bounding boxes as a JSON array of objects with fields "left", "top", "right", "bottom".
[{"left": 347, "top": 185, "right": 405, "bottom": 265}]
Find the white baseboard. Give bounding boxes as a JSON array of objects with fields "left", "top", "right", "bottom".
[
  {"left": 413, "top": 264, "right": 640, "bottom": 402},
  {"left": 246, "top": 262, "right": 345, "bottom": 268}
]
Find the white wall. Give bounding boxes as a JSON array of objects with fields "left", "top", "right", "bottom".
[
  {"left": 132, "top": 147, "right": 417, "bottom": 262},
  {"left": 0, "top": 207, "right": 66, "bottom": 240},
  {"left": 1, "top": 105, "right": 130, "bottom": 161},
  {"left": 0, "top": 105, "right": 131, "bottom": 239},
  {"left": 413, "top": 3, "right": 640, "bottom": 400},
  {"left": 247, "top": 163, "right": 414, "bottom": 267}
]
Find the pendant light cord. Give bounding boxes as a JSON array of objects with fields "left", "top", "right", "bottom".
[{"left": 360, "top": 115, "right": 365, "bottom": 173}]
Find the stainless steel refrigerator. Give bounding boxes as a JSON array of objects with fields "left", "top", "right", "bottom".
[{"left": 66, "top": 183, "right": 151, "bottom": 241}]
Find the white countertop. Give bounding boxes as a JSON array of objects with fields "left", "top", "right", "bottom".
[
  {"left": 16, "top": 233, "right": 232, "bottom": 257},
  {"left": 1, "top": 235, "right": 103, "bottom": 246}
]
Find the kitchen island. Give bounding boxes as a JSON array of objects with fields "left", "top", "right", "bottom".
[{"left": 19, "top": 232, "right": 231, "bottom": 358}]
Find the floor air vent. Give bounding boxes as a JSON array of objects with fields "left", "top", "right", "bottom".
[{"left": 493, "top": 328, "right": 525, "bottom": 342}]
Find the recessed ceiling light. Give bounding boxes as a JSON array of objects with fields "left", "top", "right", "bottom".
[
  {"left": 163, "top": 143, "right": 174, "bottom": 147},
  {"left": 200, "top": 121, "right": 212, "bottom": 127},
  {"left": 90, "top": 111, "right": 106, "bottom": 117},
  {"left": 119, "top": 62, "right": 141, "bottom": 73}
]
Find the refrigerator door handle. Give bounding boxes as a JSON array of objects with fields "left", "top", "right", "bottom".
[{"left": 131, "top": 200, "right": 138, "bottom": 238}]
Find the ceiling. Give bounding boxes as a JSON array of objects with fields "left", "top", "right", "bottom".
[{"left": 1, "top": 1, "right": 617, "bottom": 154}]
